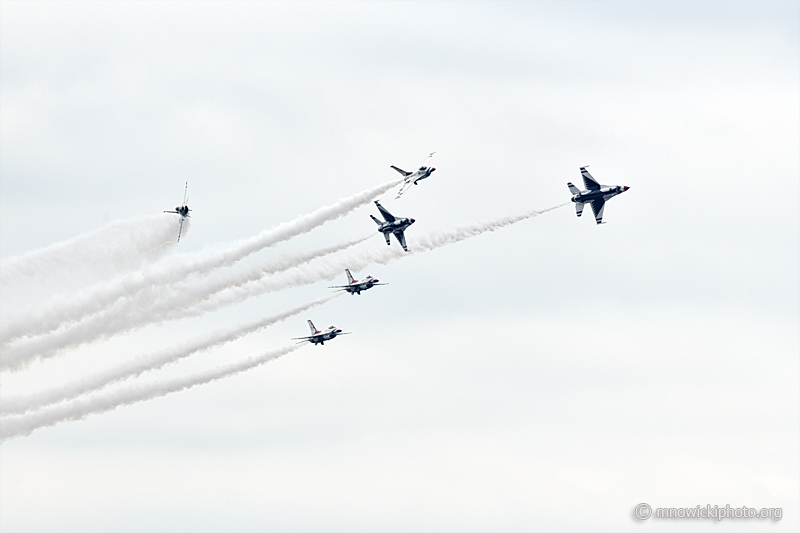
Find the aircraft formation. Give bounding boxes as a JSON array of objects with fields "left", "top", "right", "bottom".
[
  {"left": 164, "top": 156, "right": 630, "bottom": 345},
  {"left": 0, "top": 156, "right": 634, "bottom": 440}
]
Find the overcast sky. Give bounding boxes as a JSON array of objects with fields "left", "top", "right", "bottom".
[{"left": 1, "top": 1, "right": 798, "bottom": 532}]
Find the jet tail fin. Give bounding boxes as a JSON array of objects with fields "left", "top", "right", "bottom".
[
  {"left": 370, "top": 214, "right": 383, "bottom": 226},
  {"left": 575, "top": 201, "right": 584, "bottom": 217},
  {"left": 567, "top": 182, "right": 581, "bottom": 195},
  {"left": 345, "top": 269, "right": 355, "bottom": 284},
  {"left": 307, "top": 320, "right": 319, "bottom": 334}
]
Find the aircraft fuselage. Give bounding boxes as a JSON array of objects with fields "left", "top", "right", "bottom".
[
  {"left": 345, "top": 278, "right": 379, "bottom": 295},
  {"left": 571, "top": 186, "right": 628, "bottom": 204},
  {"left": 309, "top": 328, "right": 342, "bottom": 345},
  {"left": 413, "top": 167, "right": 435, "bottom": 182},
  {"left": 379, "top": 218, "right": 414, "bottom": 234}
]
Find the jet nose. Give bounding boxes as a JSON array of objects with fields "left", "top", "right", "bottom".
[
  {"left": 431, "top": 167, "right": 436, "bottom": 172},
  {"left": 623, "top": 186, "right": 630, "bottom": 191},
  {"left": 410, "top": 218, "right": 415, "bottom": 224}
]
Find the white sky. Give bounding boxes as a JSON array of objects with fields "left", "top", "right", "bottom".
[{"left": 1, "top": 1, "right": 798, "bottom": 531}]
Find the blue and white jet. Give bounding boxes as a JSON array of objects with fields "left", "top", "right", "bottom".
[
  {"left": 292, "top": 320, "right": 349, "bottom": 346},
  {"left": 329, "top": 269, "right": 386, "bottom": 295},
  {"left": 568, "top": 167, "right": 629, "bottom": 224},
  {"left": 370, "top": 201, "right": 415, "bottom": 252},
  {"left": 392, "top": 152, "right": 436, "bottom": 198},
  {"left": 164, "top": 181, "right": 191, "bottom": 242}
]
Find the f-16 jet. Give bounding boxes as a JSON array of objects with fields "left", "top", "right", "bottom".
[
  {"left": 371, "top": 201, "right": 415, "bottom": 251},
  {"left": 292, "top": 320, "right": 348, "bottom": 345},
  {"left": 329, "top": 269, "right": 386, "bottom": 295},
  {"left": 392, "top": 152, "right": 436, "bottom": 198},
  {"left": 164, "top": 181, "right": 191, "bottom": 242},
  {"left": 568, "top": 167, "right": 629, "bottom": 224}
]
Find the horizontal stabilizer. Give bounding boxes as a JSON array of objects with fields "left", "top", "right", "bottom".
[
  {"left": 567, "top": 182, "right": 581, "bottom": 195},
  {"left": 370, "top": 214, "right": 383, "bottom": 226},
  {"left": 575, "top": 202, "right": 584, "bottom": 217}
]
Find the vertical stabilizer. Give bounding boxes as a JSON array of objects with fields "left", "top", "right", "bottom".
[
  {"left": 345, "top": 269, "right": 356, "bottom": 284},
  {"left": 307, "top": 320, "right": 319, "bottom": 334}
]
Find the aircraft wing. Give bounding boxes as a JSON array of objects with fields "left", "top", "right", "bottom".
[
  {"left": 394, "top": 230, "right": 408, "bottom": 251},
  {"left": 391, "top": 165, "right": 412, "bottom": 177},
  {"left": 581, "top": 167, "right": 601, "bottom": 190},
  {"left": 421, "top": 152, "right": 435, "bottom": 167},
  {"left": 395, "top": 180, "right": 413, "bottom": 199},
  {"left": 177, "top": 218, "right": 185, "bottom": 242},
  {"left": 375, "top": 202, "right": 395, "bottom": 222},
  {"left": 590, "top": 199, "right": 606, "bottom": 224}
]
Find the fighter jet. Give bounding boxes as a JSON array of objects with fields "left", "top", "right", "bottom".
[
  {"left": 371, "top": 201, "right": 415, "bottom": 251},
  {"left": 392, "top": 152, "right": 436, "bottom": 198},
  {"left": 329, "top": 269, "right": 386, "bottom": 295},
  {"left": 292, "top": 320, "right": 349, "bottom": 345},
  {"left": 164, "top": 181, "right": 191, "bottom": 242},
  {"left": 568, "top": 167, "right": 629, "bottom": 224}
]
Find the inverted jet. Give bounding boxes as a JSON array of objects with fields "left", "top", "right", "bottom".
[
  {"left": 568, "top": 167, "right": 629, "bottom": 224},
  {"left": 329, "top": 269, "right": 386, "bottom": 295},
  {"left": 292, "top": 320, "right": 348, "bottom": 345},
  {"left": 371, "top": 201, "right": 415, "bottom": 251},
  {"left": 164, "top": 181, "right": 192, "bottom": 242},
  {"left": 392, "top": 152, "right": 436, "bottom": 198}
]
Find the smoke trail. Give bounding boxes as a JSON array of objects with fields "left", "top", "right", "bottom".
[
  {"left": 0, "top": 203, "right": 566, "bottom": 441},
  {"left": 0, "top": 179, "right": 400, "bottom": 344},
  {"left": 193, "top": 204, "right": 568, "bottom": 309},
  {"left": 0, "top": 294, "right": 338, "bottom": 416},
  {"left": 0, "top": 345, "right": 302, "bottom": 441},
  {"left": 0, "top": 214, "right": 180, "bottom": 287},
  {"left": 0, "top": 235, "right": 369, "bottom": 371},
  {"left": 1, "top": 203, "right": 563, "bottom": 372}
]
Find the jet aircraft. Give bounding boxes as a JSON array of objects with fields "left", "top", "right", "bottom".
[
  {"left": 392, "top": 152, "right": 436, "bottom": 198},
  {"left": 292, "top": 320, "right": 348, "bottom": 345},
  {"left": 371, "top": 201, "right": 415, "bottom": 251},
  {"left": 164, "top": 181, "right": 191, "bottom": 242},
  {"left": 329, "top": 269, "right": 386, "bottom": 295},
  {"left": 567, "top": 167, "right": 629, "bottom": 224}
]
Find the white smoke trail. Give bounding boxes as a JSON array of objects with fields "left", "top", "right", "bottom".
[
  {"left": 0, "top": 179, "right": 400, "bottom": 344},
  {"left": 0, "top": 294, "right": 339, "bottom": 416},
  {"left": 0, "top": 203, "right": 566, "bottom": 441},
  {"left": 0, "top": 235, "right": 369, "bottom": 371},
  {"left": 0, "top": 345, "right": 302, "bottom": 441},
  {"left": 1, "top": 203, "right": 563, "bottom": 372},
  {"left": 194, "top": 204, "right": 568, "bottom": 309},
  {"left": 0, "top": 214, "right": 181, "bottom": 287}
]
